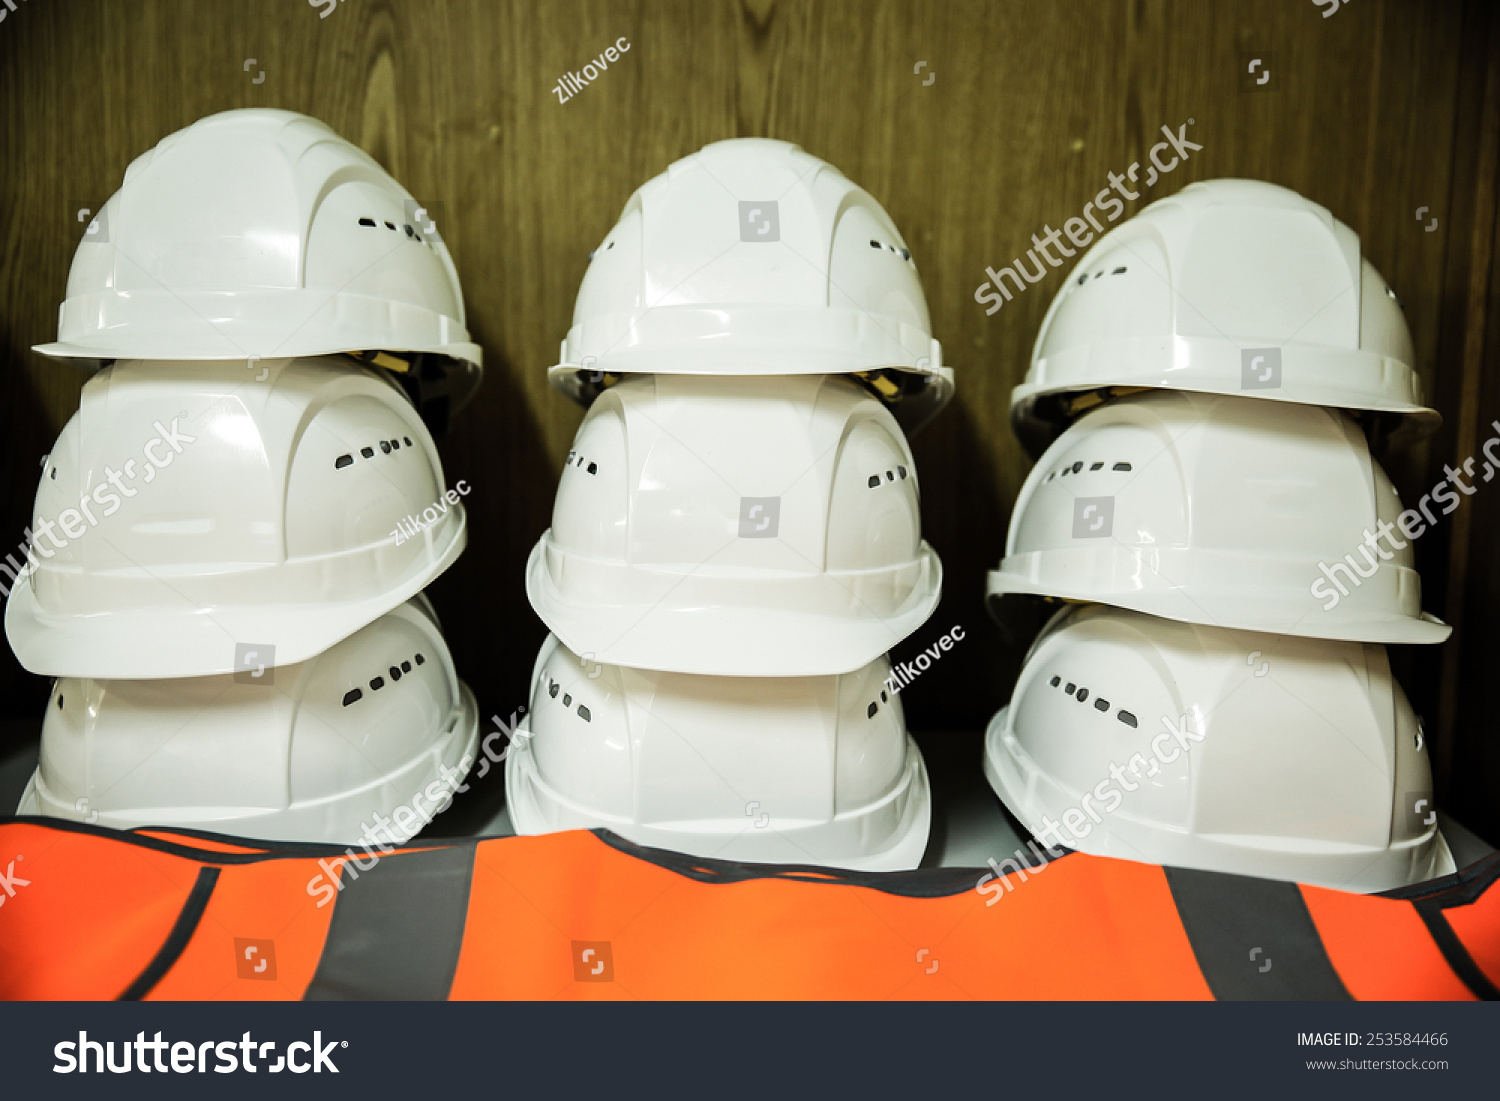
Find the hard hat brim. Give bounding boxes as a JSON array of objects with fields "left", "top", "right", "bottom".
[
  {"left": 524, "top": 533, "right": 943, "bottom": 677},
  {"left": 5, "top": 508, "right": 467, "bottom": 679},
  {"left": 20, "top": 680, "right": 479, "bottom": 844},
  {"left": 983, "top": 705, "right": 1456, "bottom": 894},
  {"left": 550, "top": 313, "right": 954, "bottom": 433},
  {"left": 1011, "top": 337, "right": 1440, "bottom": 458},
  {"left": 507, "top": 729, "right": 932, "bottom": 872},
  {"left": 986, "top": 559, "right": 1453, "bottom": 645}
]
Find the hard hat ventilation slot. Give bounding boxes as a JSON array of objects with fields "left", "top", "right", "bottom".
[
  {"left": 548, "top": 679, "right": 559, "bottom": 698},
  {"left": 868, "top": 239, "right": 912, "bottom": 261},
  {"left": 868, "top": 467, "right": 909, "bottom": 489},
  {"left": 1048, "top": 459, "right": 1132, "bottom": 481},
  {"left": 359, "top": 218, "right": 376, "bottom": 228},
  {"left": 1051, "top": 673, "right": 1137, "bottom": 728},
  {"left": 56, "top": 694, "right": 64, "bottom": 709},
  {"left": 563, "top": 693, "right": 572, "bottom": 706},
  {"left": 564, "top": 450, "right": 599, "bottom": 476},
  {"left": 384, "top": 221, "right": 397, "bottom": 231},
  {"left": 867, "top": 701, "right": 878, "bottom": 718},
  {"left": 347, "top": 650, "right": 428, "bottom": 704},
  {"left": 577, "top": 704, "right": 591, "bottom": 722},
  {"left": 341, "top": 441, "right": 410, "bottom": 469}
]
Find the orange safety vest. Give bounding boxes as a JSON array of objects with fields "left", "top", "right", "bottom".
[{"left": 1, "top": 818, "right": 1495, "bottom": 1001}]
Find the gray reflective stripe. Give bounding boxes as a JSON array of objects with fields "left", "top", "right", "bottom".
[
  {"left": 304, "top": 844, "right": 475, "bottom": 1001},
  {"left": 1164, "top": 866, "right": 1352, "bottom": 1001}
]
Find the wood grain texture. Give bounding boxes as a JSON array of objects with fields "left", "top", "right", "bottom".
[{"left": 1, "top": 0, "right": 1496, "bottom": 835}]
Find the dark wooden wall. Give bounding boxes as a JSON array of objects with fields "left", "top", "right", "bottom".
[{"left": 2, "top": 1, "right": 1497, "bottom": 837}]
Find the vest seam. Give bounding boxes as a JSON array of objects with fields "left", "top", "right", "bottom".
[
  {"left": 1412, "top": 900, "right": 1500, "bottom": 1001},
  {"left": 117, "top": 866, "right": 221, "bottom": 1001}
]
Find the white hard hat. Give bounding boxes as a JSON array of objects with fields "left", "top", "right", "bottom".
[
  {"left": 5, "top": 357, "right": 466, "bottom": 679},
  {"left": 984, "top": 604, "right": 1455, "bottom": 893},
  {"left": 16, "top": 600, "right": 479, "bottom": 845},
  {"left": 526, "top": 374, "right": 942, "bottom": 676},
  {"left": 988, "top": 390, "right": 1450, "bottom": 644},
  {"left": 549, "top": 138, "right": 954, "bottom": 433},
  {"left": 1010, "top": 178, "right": 1437, "bottom": 455},
  {"left": 505, "top": 634, "right": 930, "bottom": 870},
  {"left": 34, "top": 108, "right": 481, "bottom": 415}
]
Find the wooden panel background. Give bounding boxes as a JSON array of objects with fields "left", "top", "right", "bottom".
[{"left": 1, "top": 0, "right": 1497, "bottom": 837}]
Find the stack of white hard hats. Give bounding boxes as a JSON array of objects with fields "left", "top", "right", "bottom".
[
  {"left": 5, "top": 109, "right": 480, "bottom": 844},
  {"left": 984, "top": 179, "right": 1456, "bottom": 892},
  {"left": 509, "top": 139, "right": 952, "bottom": 870}
]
